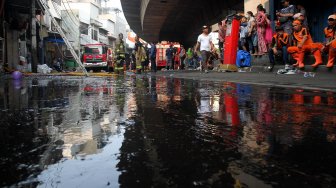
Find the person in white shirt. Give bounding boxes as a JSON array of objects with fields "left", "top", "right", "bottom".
[{"left": 195, "top": 25, "right": 215, "bottom": 72}]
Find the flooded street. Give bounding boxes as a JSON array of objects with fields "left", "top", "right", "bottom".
[{"left": 1, "top": 75, "right": 336, "bottom": 188}]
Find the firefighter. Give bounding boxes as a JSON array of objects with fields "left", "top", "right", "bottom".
[
  {"left": 268, "top": 26, "right": 289, "bottom": 71},
  {"left": 287, "top": 19, "right": 323, "bottom": 68},
  {"left": 323, "top": 15, "right": 336, "bottom": 68},
  {"left": 114, "top": 33, "right": 126, "bottom": 73},
  {"left": 134, "top": 36, "right": 146, "bottom": 73}
]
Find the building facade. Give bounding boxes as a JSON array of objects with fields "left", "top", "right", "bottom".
[{"left": 0, "top": 0, "right": 129, "bottom": 73}]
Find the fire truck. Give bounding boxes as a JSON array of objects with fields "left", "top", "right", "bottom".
[
  {"left": 155, "top": 41, "right": 180, "bottom": 69},
  {"left": 82, "top": 43, "right": 113, "bottom": 71}
]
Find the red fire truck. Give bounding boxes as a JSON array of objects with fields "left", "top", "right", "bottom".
[
  {"left": 155, "top": 41, "right": 180, "bottom": 69},
  {"left": 82, "top": 43, "right": 113, "bottom": 71}
]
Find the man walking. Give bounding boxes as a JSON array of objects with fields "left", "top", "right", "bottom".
[
  {"left": 179, "top": 45, "right": 186, "bottom": 69},
  {"left": 166, "top": 44, "right": 174, "bottom": 70},
  {"left": 218, "top": 20, "right": 226, "bottom": 60},
  {"left": 150, "top": 42, "right": 157, "bottom": 72},
  {"left": 195, "top": 25, "right": 214, "bottom": 73}
]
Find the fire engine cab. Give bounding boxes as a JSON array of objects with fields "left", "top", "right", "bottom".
[
  {"left": 155, "top": 41, "right": 180, "bottom": 69},
  {"left": 82, "top": 43, "right": 112, "bottom": 71}
]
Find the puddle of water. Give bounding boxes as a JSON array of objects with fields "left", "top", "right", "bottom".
[{"left": 0, "top": 76, "right": 336, "bottom": 187}]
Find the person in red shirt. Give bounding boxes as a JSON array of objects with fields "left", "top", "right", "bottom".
[
  {"left": 287, "top": 19, "right": 323, "bottom": 68},
  {"left": 218, "top": 19, "right": 227, "bottom": 60}
]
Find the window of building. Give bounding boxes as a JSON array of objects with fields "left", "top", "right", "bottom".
[
  {"left": 91, "top": 29, "right": 98, "bottom": 41},
  {"left": 80, "top": 22, "right": 89, "bottom": 35}
]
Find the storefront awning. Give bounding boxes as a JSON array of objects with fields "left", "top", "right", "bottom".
[{"left": 45, "top": 37, "right": 65, "bottom": 43}]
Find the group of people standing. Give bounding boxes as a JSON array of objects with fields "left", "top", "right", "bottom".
[
  {"left": 116, "top": 0, "right": 335, "bottom": 74},
  {"left": 233, "top": 0, "right": 336, "bottom": 71},
  {"left": 271, "top": 0, "right": 335, "bottom": 71},
  {"left": 164, "top": 44, "right": 187, "bottom": 71}
]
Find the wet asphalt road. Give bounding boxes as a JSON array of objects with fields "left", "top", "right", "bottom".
[{"left": 0, "top": 75, "right": 336, "bottom": 188}]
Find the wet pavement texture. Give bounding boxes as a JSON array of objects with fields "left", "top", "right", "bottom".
[{"left": 0, "top": 75, "right": 336, "bottom": 188}]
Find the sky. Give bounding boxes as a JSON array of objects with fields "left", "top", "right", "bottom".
[
  {"left": 105, "top": 0, "right": 122, "bottom": 10},
  {"left": 104, "top": 0, "right": 127, "bottom": 22}
]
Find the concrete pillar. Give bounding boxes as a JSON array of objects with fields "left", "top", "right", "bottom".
[
  {"left": 31, "top": 0, "right": 38, "bottom": 72},
  {"left": 6, "top": 30, "right": 19, "bottom": 70}
]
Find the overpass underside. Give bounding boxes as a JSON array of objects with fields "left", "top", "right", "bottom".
[{"left": 121, "top": 0, "right": 243, "bottom": 47}]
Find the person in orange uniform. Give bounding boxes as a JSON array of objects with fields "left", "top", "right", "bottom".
[
  {"left": 323, "top": 15, "right": 336, "bottom": 68},
  {"left": 268, "top": 26, "right": 289, "bottom": 71},
  {"left": 287, "top": 19, "right": 323, "bottom": 68}
]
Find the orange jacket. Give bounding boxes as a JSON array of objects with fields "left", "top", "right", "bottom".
[
  {"left": 292, "top": 27, "right": 313, "bottom": 46},
  {"left": 324, "top": 26, "right": 335, "bottom": 41},
  {"left": 271, "top": 33, "right": 289, "bottom": 49}
]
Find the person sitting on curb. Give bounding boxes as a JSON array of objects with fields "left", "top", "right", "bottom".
[
  {"left": 287, "top": 19, "right": 323, "bottom": 69},
  {"left": 268, "top": 26, "right": 289, "bottom": 71},
  {"left": 322, "top": 14, "right": 336, "bottom": 68}
]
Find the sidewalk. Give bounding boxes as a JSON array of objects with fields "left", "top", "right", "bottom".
[
  {"left": 249, "top": 54, "right": 336, "bottom": 73},
  {"left": 3, "top": 67, "right": 335, "bottom": 92},
  {"left": 154, "top": 70, "right": 336, "bottom": 92}
]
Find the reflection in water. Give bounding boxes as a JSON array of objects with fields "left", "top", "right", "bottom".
[{"left": 0, "top": 76, "right": 335, "bottom": 187}]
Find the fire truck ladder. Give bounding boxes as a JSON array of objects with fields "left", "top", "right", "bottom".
[{"left": 37, "top": 0, "right": 89, "bottom": 76}]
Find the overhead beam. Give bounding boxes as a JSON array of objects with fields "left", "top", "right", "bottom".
[{"left": 121, "top": 0, "right": 244, "bottom": 46}]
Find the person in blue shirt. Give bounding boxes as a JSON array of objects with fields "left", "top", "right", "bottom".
[
  {"left": 166, "top": 44, "right": 174, "bottom": 70},
  {"left": 150, "top": 42, "right": 157, "bottom": 72}
]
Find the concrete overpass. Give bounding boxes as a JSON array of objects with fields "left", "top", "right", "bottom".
[{"left": 121, "top": 0, "right": 243, "bottom": 46}]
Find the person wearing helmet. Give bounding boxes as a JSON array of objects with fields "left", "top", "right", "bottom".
[{"left": 114, "top": 33, "right": 126, "bottom": 73}]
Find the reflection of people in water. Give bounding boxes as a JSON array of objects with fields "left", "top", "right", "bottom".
[
  {"left": 150, "top": 77, "right": 157, "bottom": 102},
  {"left": 257, "top": 91, "right": 272, "bottom": 125},
  {"left": 255, "top": 90, "right": 273, "bottom": 145},
  {"left": 291, "top": 91, "right": 307, "bottom": 140},
  {"left": 323, "top": 93, "right": 336, "bottom": 142}
]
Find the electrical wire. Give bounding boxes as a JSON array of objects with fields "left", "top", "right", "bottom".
[
  {"left": 51, "top": 0, "right": 79, "bottom": 32},
  {"left": 44, "top": 0, "right": 102, "bottom": 61},
  {"left": 64, "top": 0, "right": 81, "bottom": 23},
  {"left": 39, "top": 1, "right": 75, "bottom": 63},
  {"left": 51, "top": 0, "right": 95, "bottom": 42},
  {"left": 50, "top": 1, "right": 94, "bottom": 47},
  {"left": 60, "top": 0, "right": 80, "bottom": 27}
]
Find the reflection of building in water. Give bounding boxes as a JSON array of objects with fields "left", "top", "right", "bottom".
[
  {"left": 197, "top": 88, "right": 211, "bottom": 114},
  {"left": 61, "top": 81, "right": 109, "bottom": 158},
  {"left": 0, "top": 80, "right": 29, "bottom": 110},
  {"left": 0, "top": 79, "right": 78, "bottom": 186},
  {"left": 60, "top": 78, "right": 133, "bottom": 158},
  {"left": 126, "top": 92, "right": 137, "bottom": 119}
]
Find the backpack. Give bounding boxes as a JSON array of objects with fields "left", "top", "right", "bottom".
[{"left": 236, "top": 50, "right": 251, "bottom": 67}]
